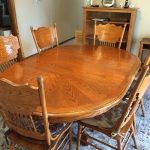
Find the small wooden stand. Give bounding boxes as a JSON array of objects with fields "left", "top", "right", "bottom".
[{"left": 138, "top": 38, "right": 150, "bottom": 60}]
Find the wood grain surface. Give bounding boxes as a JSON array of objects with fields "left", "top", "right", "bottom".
[{"left": 0, "top": 45, "right": 140, "bottom": 122}]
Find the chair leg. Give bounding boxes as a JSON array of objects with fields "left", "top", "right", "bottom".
[
  {"left": 131, "top": 125, "right": 138, "bottom": 149},
  {"left": 140, "top": 98, "right": 145, "bottom": 117},
  {"left": 76, "top": 124, "right": 83, "bottom": 150},
  {"left": 133, "top": 114, "right": 136, "bottom": 133},
  {"left": 117, "top": 139, "right": 122, "bottom": 150},
  {"left": 69, "top": 127, "right": 72, "bottom": 150}
]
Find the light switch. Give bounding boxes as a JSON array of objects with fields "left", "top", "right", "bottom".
[{"left": 34, "top": 0, "right": 41, "bottom": 3}]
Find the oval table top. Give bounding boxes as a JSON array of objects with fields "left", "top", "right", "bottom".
[{"left": 0, "top": 45, "right": 141, "bottom": 122}]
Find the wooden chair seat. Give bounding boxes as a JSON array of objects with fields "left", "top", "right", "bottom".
[
  {"left": 0, "top": 77, "right": 72, "bottom": 149},
  {"left": 76, "top": 66, "right": 149, "bottom": 150},
  {"left": 79, "top": 114, "right": 134, "bottom": 140},
  {"left": 33, "top": 118, "right": 68, "bottom": 137},
  {"left": 6, "top": 123, "right": 72, "bottom": 150},
  {"left": 6, "top": 130, "right": 48, "bottom": 150},
  {"left": 81, "top": 101, "right": 127, "bottom": 129}
]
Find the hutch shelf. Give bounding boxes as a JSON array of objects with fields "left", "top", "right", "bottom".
[{"left": 83, "top": 7, "right": 138, "bottom": 51}]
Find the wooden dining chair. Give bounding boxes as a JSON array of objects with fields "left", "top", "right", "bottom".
[
  {"left": 94, "top": 22, "right": 127, "bottom": 48},
  {"left": 131, "top": 53, "right": 150, "bottom": 116},
  {"left": 137, "top": 53, "right": 150, "bottom": 116},
  {"left": 0, "top": 76, "right": 72, "bottom": 150},
  {"left": 30, "top": 24, "right": 59, "bottom": 54},
  {"left": 125, "top": 52, "right": 150, "bottom": 116},
  {"left": 124, "top": 75, "right": 150, "bottom": 118},
  {"left": 76, "top": 66, "right": 149, "bottom": 150},
  {"left": 0, "top": 35, "right": 20, "bottom": 72},
  {"left": 137, "top": 74, "right": 150, "bottom": 117}
]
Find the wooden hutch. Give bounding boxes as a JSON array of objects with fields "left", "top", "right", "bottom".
[{"left": 83, "top": 7, "right": 138, "bottom": 51}]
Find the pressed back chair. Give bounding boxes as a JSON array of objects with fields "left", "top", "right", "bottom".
[
  {"left": 30, "top": 24, "right": 59, "bottom": 54},
  {"left": 0, "top": 76, "right": 72, "bottom": 150},
  {"left": 94, "top": 22, "right": 127, "bottom": 48},
  {"left": 137, "top": 74, "right": 150, "bottom": 117},
  {"left": 76, "top": 66, "right": 149, "bottom": 150},
  {"left": 137, "top": 52, "right": 150, "bottom": 116},
  {"left": 126, "top": 52, "right": 150, "bottom": 116},
  {"left": 0, "top": 35, "right": 19, "bottom": 72}
]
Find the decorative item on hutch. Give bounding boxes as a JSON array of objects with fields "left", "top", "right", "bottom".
[
  {"left": 84, "top": 0, "right": 98, "bottom": 6},
  {"left": 84, "top": 0, "right": 91, "bottom": 6},
  {"left": 102, "top": 0, "right": 115, "bottom": 7},
  {"left": 124, "top": 0, "right": 129, "bottom": 8}
]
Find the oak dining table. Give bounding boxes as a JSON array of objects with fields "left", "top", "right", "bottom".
[{"left": 0, "top": 45, "right": 141, "bottom": 122}]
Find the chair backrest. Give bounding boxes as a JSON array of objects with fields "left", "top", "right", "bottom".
[
  {"left": 138, "top": 74, "right": 150, "bottom": 99},
  {"left": 30, "top": 24, "right": 58, "bottom": 53},
  {"left": 94, "top": 23, "right": 126, "bottom": 48},
  {"left": 0, "top": 35, "right": 19, "bottom": 72},
  {"left": 115, "top": 65, "right": 149, "bottom": 134},
  {"left": 0, "top": 77, "right": 51, "bottom": 145}
]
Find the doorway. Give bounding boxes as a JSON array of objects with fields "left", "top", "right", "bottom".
[
  {"left": 0, "top": 0, "right": 11, "bottom": 35},
  {"left": 0, "top": 0, "right": 23, "bottom": 60}
]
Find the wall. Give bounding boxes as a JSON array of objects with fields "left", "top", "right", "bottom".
[
  {"left": 15, "top": 0, "right": 79, "bottom": 57},
  {"left": 78, "top": 0, "right": 150, "bottom": 55},
  {"left": 15, "top": 0, "right": 150, "bottom": 56},
  {"left": 130, "top": 0, "right": 150, "bottom": 54}
]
